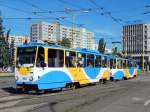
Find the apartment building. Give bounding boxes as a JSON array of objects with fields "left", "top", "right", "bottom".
[
  {"left": 122, "top": 23, "right": 150, "bottom": 70},
  {"left": 8, "top": 36, "right": 30, "bottom": 46},
  {"left": 30, "top": 22, "right": 96, "bottom": 50}
]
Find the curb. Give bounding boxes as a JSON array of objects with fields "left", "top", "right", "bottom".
[{"left": 0, "top": 73, "right": 14, "bottom": 77}]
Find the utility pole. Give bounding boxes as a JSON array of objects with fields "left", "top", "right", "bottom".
[
  {"left": 65, "top": 8, "right": 90, "bottom": 48},
  {"left": 72, "top": 14, "right": 75, "bottom": 48},
  {"left": 142, "top": 41, "right": 144, "bottom": 71}
]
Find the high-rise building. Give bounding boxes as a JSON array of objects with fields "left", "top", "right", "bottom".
[
  {"left": 122, "top": 23, "right": 150, "bottom": 70},
  {"left": 30, "top": 22, "right": 96, "bottom": 50},
  {"left": 8, "top": 36, "right": 30, "bottom": 46},
  {"left": 30, "top": 22, "right": 59, "bottom": 43}
]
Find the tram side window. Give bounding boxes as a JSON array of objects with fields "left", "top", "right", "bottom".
[
  {"left": 113, "top": 59, "right": 116, "bottom": 69},
  {"left": 48, "top": 49, "right": 64, "bottom": 67},
  {"left": 110, "top": 59, "right": 114, "bottom": 69},
  {"left": 86, "top": 54, "right": 94, "bottom": 67},
  {"left": 48, "top": 49, "right": 56, "bottom": 67},
  {"left": 117, "top": 60, "right": 122, "bottom": 69},
  {"left": 126, "top": 61, "right": 128, "bottom": 68},
  {"left": 121, "top": 60, "right": 123, "bottom": 69},
  {"left": 107, "top": 58, "right": 110, "bottom": 68},
  {"left": 101, "top": 56, "right": 107, "bottom": 67},
  {"left": 131, "top": 62, "right": 136, "bottom": 68},
  {"left": 65, "top": 51, "right": 76, "bottom": 67},
  {"left": 123, "top": 60, "right": 127, "bottom": 68},
  {"left": 128, "top": 61, "right": 132, "bottom": 68},
  {"left": 117, "top": 60, "right": 119, "bottom": 69},
  {"left": 77, "top": 53, "right": 86, "bottom": 67},
  {"left": 95, "top": 55, "right": 101, "bottom": 67},
  {"left": 59, "top": 50, "right": 64, "bottom": 67},
  {"left": 36, "top": 47, "right": 45, "bottom": 67},
  {"left": 135, "top": 63, "right": 138, "bottom": 68}
]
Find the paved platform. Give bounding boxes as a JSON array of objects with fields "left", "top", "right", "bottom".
[{"left": 0, "top": 73, "right": 14, "bottom": 77}]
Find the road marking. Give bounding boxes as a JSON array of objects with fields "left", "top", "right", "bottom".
[
  {"left": 144, "top": 99, "right": 150, "bottom": 106},
  {"left": 1, "top": 103, "right": 47, "bottom": 112},
  {"left": 0, "top": 95, "right": 24, "bottom": 102},
  {"left": 132, "top": 97, "right": 143, "bottom": 101},
  {"left": 0, "top": 100, "right": 21, "bottom": 109}
]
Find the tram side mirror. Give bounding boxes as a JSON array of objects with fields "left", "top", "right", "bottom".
[{"left": 40, "top": 62, "right": 46, "bottom": 68}]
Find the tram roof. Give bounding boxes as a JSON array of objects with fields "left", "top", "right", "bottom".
[
  {"left": 74, "top": 47, "right": 102, "bottom": 55},
  {"left": 17, "top": 43, "right": 105, "bottom": 55},
  {"left": 16, "top": 43, "right": 136, "bottom": 62},
  {"left": 16, "top": 43, "right": 65, "bottom": 49}
]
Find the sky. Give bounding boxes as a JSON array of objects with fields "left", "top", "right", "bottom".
[{"left": 0, "top": 0, "right": 150, "bottom": 48}]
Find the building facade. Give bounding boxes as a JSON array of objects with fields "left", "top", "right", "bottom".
[
  {"left": 30, "top": 22, "right": 96, "bottom": 50},
  {"left": 122, "top": 23, "right": 150, "bottom": 70},
  {"left": 8, "top": 36, "right": 30, "bottom": 46}
]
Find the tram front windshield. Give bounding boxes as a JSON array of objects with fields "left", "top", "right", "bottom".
[{"left": 16, "top": 47, "right": 36, "bottom": 67}]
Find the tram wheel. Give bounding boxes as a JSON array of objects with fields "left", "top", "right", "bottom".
[
  {"left": 36, "top": 89, "right": 45, "bottom": 94},
  {"left": 123, "top": 77, "right": 127, "bottom": 80},
  {"left": 110, "top": 77, "right": 114, "bottom": 81},
  {"left": 74, "top": 82, "right": 80, "bottom": 88},
  {"left": 16, "top": 87, "right": 23, "bottom": 93},
  {"left": 16, "top": 87, "right": 28, "bottom": 93},
  {"left": 99, "top": 79, "right": 103, "bottom": 84},
  {"left": 44, "top": 89, "right": 52, "bottom": 93},
  {"left": 103, "top": 79, "right": 107, "bottom": 84},
  {"left": 65, "top": 83, "right": 79, "bottom": 90},
  {"left": 71, "top": 84, "right": 76, "bottom": 89}
]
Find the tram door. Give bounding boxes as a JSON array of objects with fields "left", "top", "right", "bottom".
[{"left": 35, "top": 47, "right": 46, "bottom": 78}]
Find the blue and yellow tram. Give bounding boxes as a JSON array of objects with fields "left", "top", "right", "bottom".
[
  {"left": 15, "top": 43, "right": 140, "bottom": 92},
  {"left": 109, "top": 55, "right": 139, "bottom": 81}
]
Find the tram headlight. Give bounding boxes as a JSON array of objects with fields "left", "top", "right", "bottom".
[
  {"left": 29, "top": 76, "right": 33, "bottom": 81},
  {"left": 15, "top": 76, "right": 18, "bottom": 81}
]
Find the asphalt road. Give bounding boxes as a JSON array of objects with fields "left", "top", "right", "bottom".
[{"left": 0, "top": 73, "right": 150, "bottom": 112}]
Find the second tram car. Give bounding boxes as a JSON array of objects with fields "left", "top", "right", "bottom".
[{"left": 109, "top": 55, "right": 139, "bottom": 81}]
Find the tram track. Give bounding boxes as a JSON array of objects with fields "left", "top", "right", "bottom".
[
  {"left": 0, "top": 91, "right": 61, "bottom": 111},
  {"left": 0, "top": 73, "right": 148, "bottom": 112},
  {"left": 0, "top": 90, "right": 12, "bottom": 98},
  {"left": 0, "top": 81, "right": 123, "bottom": 104},
  {"left": 0, "top": 80, "right": 133, "bottom": 112}
]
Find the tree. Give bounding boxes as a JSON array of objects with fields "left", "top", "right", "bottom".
[
  {"left": 112, "top": 47, "right": 124, "bottom": 58},
  {"left": 98, "top": 38, "right": 106, "bottom": 54},
  {"left": 116, "top": 52, "right": 124, "bottom": 58},
  {"left": 9, "top": 39, "right": 15, "bottom": 71},
  {"left": 112, "top": 47, "right": 117, "bottom": 55},
  {"left": 58, "top": 37, "right": 71, "bottom": 48},
  {"left": 0, "top": 14, "right": 10, "bottom": 71}
]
